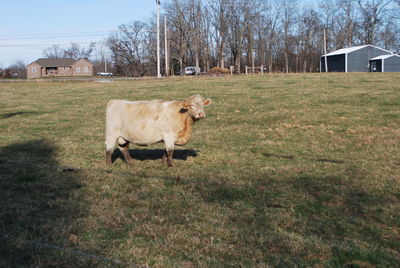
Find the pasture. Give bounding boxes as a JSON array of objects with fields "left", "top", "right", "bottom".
[{"left": 0, "top": 73, "right": 399, "bottom": 267}]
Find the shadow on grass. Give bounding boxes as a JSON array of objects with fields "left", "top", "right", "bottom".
[
  {"left": 111, "top": 148, "right": 198, "bottom": 163},
  {"left": 197, "top": 173, "right": 399, "bottom": 266},
  {"left": 0, "top": 111, "right": 49, "bottom": 120},
  {"left": 0, "top": 139, "right": 95, "bottom": 266},
  {"left": 263, "top": 152, "right": 345, "bottom": 164}
]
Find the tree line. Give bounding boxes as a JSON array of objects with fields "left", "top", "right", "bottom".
[
  {"left": 2, "top": 0, "right": 399, "bottom": 78},
  {"left": 104, "top": 0, "right": 399, "bottom": 76}
]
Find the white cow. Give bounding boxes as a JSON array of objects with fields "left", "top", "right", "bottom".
[{"left": 105, "top": 95, "right": 212, "bottom": 166}]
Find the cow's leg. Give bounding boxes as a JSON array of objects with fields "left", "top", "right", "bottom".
[
  {"left": 105, "top": 133, "right": 119, "bottom": 165},
  {"left": 105, "top": 150, "right": 113, "bottom": 165},
  {"left": 162, "top": 150, "right": 168, "bottom": 163},
  {"left": 166, "top": 150, "right": 174, "bottom": 167},
  {"left": 120, "top": 147, "right": 133, "bottom": 165},
  {"left": 163, "top": 134, "right": 175, "bottom": 167},
  {"left": 105, "top": 143, "right": 116, "bottom": 165},
  {"left": 117, "top": 137, "right": 134, "bottom": 165},
  {"left": 162, "top": 149, "right": 174, "bottom": 167}
]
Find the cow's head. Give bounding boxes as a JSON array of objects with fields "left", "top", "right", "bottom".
[{"left": 182, "top": 95, "right": 212, "bottom": 120}]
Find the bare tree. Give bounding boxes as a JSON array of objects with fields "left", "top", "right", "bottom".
[
  {"left": 261, "top": 0, "right": 280, "bottom": 73},
  {"left": 164, "top": 0, "right": 192, "bottom": 74},
  {"left": 119, "top": 21, "right": 148, "bottom": 75},
  {"left": 202, "top": 5, "right": 214, "bottom": 72},
  {"left": 298, "top": 8, "right": 324, "bottom": 72},
  {"left": 42, "top": 45, "right": 64, "bottom": 58},
  {"left": 336, "top": 0, "right": 359, "bottom": 47},
  {"left": 319, "top": 0, "right": 342, "bottom": 51},
  {"left": 379, "top": 22, "right": 400, "bottom": 52},
  {"left": 395, "top": 0, "right": 400, "bottom": 18},
  {"left": 226, "top": 1, "right": 251, "bottom": 72},
  {"left": 280, "top": 0, "right": 298, "bottom": 73},
  {"left": 357, "top": 0, "right": 394, "bottom": 44},
  {"left": 106, "top": 19, "right": 156, "bottom": 76},
  {"left": 63, "top": 42, "right": 96, "bottom": 59},
  {"left": 188, "top": 0, "right": 203, "bottom": 71},
  {"left": 209, "top": 0, "right": 229, "bottom": 69},
  {"left": 43, "top": 42, "right": 96, "bottom": 59},
  {"left": 6, "top": 60, "right": 26, "bottom": 78}
]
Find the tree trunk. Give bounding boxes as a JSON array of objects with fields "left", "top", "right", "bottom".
[{"left": 285, "top": 50, "right": 289, "bottom": 73}]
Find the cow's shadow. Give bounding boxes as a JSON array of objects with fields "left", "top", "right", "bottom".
[{"left": 111, "top": 148, "right": 198, "bottom": 163}]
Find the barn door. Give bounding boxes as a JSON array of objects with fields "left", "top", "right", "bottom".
[{"left": 369, "top": 61, "right": 382, "bottom": 72}]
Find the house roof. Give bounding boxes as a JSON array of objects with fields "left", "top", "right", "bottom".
[
  {"left": 322, "top": 44, "right": 393, "bottom": 57},
  {"left": 31, "top": 58, "right": 77, "bottom": 67},
  {"left": 370, "top": 54, "right": 399, "bottom": 60}
]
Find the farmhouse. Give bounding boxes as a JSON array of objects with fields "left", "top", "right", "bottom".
[
  {"left": 369, "top": 54, "right": 400, "bottom": 72},
  {"left": 320, "top": 45, "right": 398, "bottom": 72},
  {"left": 26, "top": 58, "right": 94, "bottom": 79}
]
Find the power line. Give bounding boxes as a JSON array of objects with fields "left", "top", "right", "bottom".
[
  {"left": 0, "top": 31, "right": 111, "bottom": 47},
  {"left": 0, "top": 42, "right": 94, "bottom": 47},
  {"left": 0, "top": 30, "right": 121, "bottom": 41},
  {"left": 0, "top": 30, "right": 114, "bottom": 38},
  {"left": 0, "top": 33, "right": 108, "bottom": 41}
]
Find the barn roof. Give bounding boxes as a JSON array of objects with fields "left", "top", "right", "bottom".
[
  {"left": 322, "top": 45, "right": 392, "bottom": 57},
  {"left": 32, "top": 58, "right": 77, "bottom": 67},
  {"left": 370, "top": 54, "right": 399, "bottom": 60}
]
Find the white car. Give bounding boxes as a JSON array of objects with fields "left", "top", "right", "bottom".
[
  {"left": 184, "top": 66, "right": 200, "bottom": 75},
  {"left": 97, "top": 72, "right": 113, "bottom": 77}
]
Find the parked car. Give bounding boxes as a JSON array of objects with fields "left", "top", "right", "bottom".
[
  {"left": 97, "top": 72, "right": 113, "bottom": 76},
  {"left": 184, "top": 66, "right": 200, "bottom": 75}
]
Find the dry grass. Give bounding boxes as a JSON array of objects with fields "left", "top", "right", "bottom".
[
  {"left": 207, "top": 67, "right": 231, "bottom": 75},
  {"left": 0, "top": 73, "right": 399, "bottom": 267}
]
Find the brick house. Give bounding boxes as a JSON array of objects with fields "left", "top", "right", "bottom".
[{"left": 26, "top": 58, "right": 94, "bottom": 79}]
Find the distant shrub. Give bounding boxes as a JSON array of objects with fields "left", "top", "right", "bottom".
[{"left": 207, "top": 67, "right": 230, "bottom": 75}]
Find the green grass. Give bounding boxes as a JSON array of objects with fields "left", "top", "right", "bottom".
[{"left": 1, "top": 73, "right": 399, "bottom": 267}]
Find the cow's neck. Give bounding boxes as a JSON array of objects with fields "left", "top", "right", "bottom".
[{"left": 176, "top": 113, "right": 194, "bottom": 145}]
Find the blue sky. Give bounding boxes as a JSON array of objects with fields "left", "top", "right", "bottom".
[{"left": 0, "top": 0, "right": 156, "bottom": 67}]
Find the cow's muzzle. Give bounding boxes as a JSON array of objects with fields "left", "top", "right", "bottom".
[{"left": 197, "top": 112, "right": 206, "bottom": 118}]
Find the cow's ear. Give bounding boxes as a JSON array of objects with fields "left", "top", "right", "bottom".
[
  {"left": 180, "top": 101, "right": 190, "bottom": 113},
  {"left": 203, "top": 98, "right": 212, "bottom": 106}
]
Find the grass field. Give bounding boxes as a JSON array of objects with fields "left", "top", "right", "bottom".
[{"left": 0, "top": 73, "right": 399, "bottom": 267}]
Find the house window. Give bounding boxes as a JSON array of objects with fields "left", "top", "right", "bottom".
[
  {"left": 84, "top": 66, "right": 89, "bottom": 73},
  {"left": 32, "top": 67, "right": 37, "bottom": 73},
  {"left": 76, "top": 67, "right": 81, "bottom": 73}
]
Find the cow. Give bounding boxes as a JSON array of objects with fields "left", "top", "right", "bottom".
[{"left": 105, "top": 95, "right": 212, "bottom": 167}]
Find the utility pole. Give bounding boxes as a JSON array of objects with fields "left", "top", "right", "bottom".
[
  {"left": 324, "top": 28, "right": 328, "bottom": 72},
  {"left": 164, "top": 16, "right": 169, "bottom": 77},
  {"left": 156, "top": 0, "right": 161, "bottom": 78}
]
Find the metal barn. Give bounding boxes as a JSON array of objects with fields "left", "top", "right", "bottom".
[
  {"left": 369, "top": 54, "right": 400, "bottom": 72},
  {"left": 320, "top": 45, "right": 393, "bottom": 72}
]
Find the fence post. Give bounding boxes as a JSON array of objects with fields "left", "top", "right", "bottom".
[
  {"left": 230, "top": 66, "right": 234, "bottom": 76},
  {"left": 261, "top": 65, "right": 263, "bottom": 75},
  {"left": 245, "top": 66, "right": 248, "bottom": 76}
]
